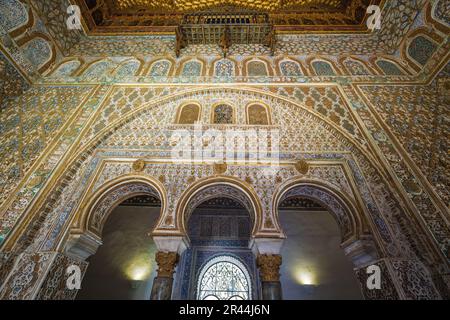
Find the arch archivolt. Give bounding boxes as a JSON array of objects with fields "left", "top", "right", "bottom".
[
  {"left": 54, "top": 157, "right": 380, "bottom": 247},
  {"left": 272, "top": 178, "right": 368, "bottom": 245},
  {"left": 74, "top": 175, "right": 167, "bottom": 240},
  {"left": 6, "top": 86, "right": 423, "bottom": 264},
  {"left": 73, "top": 86, "right": 373, "bottom": 165},
  {"left": 172, "top": 176, "right": 263, "bottom": 237}
]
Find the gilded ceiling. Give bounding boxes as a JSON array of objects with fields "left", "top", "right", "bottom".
[
  {"left": 76, "top": 0, "right": 383, "bottom": 34},
  {"left": 114, "top": 0, "right": 345, "bottom": 12}
]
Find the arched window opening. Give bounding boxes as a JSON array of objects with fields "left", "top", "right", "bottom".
[
  {"left": 213, "top": 104, "right": 234, "bottom": 124},
  {"left": 277, "top": 188, "right": 364, "bottom": 300},
  {"left": 247, "top": 104, "right": 270, "bottom": 125},
  {"left": 76, "top": 192, "right": 162, "bottom": 300},
  {"left": 197, "top": 256, "right": 252, "bottom": 300},
  {"left": 177, "top": 104, "right": 200, "bottom": 124}
]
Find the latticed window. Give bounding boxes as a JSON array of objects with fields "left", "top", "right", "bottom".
[
  {"left": 197, "top": 256, "right": 252, "bottom": 300},
  {"left": 213, "top": 104, "right": 234, "bottom": 124},
  {"left": 247, "top": 104, "right": 270, "bottom": 125}
]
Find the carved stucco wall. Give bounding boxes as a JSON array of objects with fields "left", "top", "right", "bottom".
[
  {"left": 360, "top": 75, "right": 449, "bottom": 205},
  {"left": 0, "top": 83, "right": 444, "bottom": 299},
  {"left": 0, "top": 50, "right": 29, "bottom": 106},
  {"left": 0, "top": 0, "right": 448, "bottom": 300},
  {"left": 0, "top": 82, "right": 446, "bottom": 299}
]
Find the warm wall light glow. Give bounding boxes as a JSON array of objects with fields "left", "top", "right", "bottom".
[
  {"left": 293, "top": 267, "right": 317, "bottom": 285},
  {"left": 125, "top": 258, "right": 152, "bottom": 281},
  {"left": 129, "top": 266, "right": 149, "bottom": 281},
  {"left": 297, "top": 271, "right": 314, "bottom": 285}
]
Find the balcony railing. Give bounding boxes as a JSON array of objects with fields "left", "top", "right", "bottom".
[{"left": 176, "top": 11, "right": 275, "bottom": 57}]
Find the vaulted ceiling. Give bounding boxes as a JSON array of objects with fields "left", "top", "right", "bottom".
[{"left": 76, "top": 0, "right": 383, "bottom": 34}]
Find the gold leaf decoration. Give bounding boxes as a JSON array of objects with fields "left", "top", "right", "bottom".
[
  {"left": 402, "top": 179, "right": 422, "bottom": 195},
  {"left": 164, "top": 215, "right": 173, "bottom": 226},
  {"left": 294, "top": 159, "right": 309, "bottom": 175},
  {"left": 213, "top": 162, "right": 227, "bottom": 175},
  {"left": 132, "top": 159, "right": 146, "bottom": 172},
  {"left": 187, "top": 176, "right": 196, "bottom": 184}
]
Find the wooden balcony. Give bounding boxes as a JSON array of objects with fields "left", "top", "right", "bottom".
[{"left": 176, "top": 12, "right": 275, "bottom": 57}]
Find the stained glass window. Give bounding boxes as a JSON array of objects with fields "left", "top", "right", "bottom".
[{"left": 197, "top": 256, "right": 252, "bottom": 300}]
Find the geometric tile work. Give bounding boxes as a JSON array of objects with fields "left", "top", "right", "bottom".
[
  {"left": 30, "top": 0, "right": 83, "bottom": 55},
  {"left": 66, "top": 0, "right": 425, "bottom": 56},
  {"left": 0, "top": 86, "right": 92, "bottom": 208},
  {"left": 342, "top": 83, "right": 450, "bottom": 262},
  {"left": 0, "top": 85, "right": 107, "bottom": 248},
  {"left": 270, "top": 86, "right": 368, "bottom": 148},
  {"left": 361, "top": 82, "right": 449, "bottom": 204},
  {"left": 79, "top": 86, "right": 180, "bottom": 147},
  {"left": 433, "top": 0, "right": 450, "bottom": 26},
  {"left": 97, "top": 88, "right": 356, "bottom": 155},
  {"left": 0, "top": 51, "right": 30, "bottom": 106}
]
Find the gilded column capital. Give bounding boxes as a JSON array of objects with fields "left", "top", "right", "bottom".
[
  {"left": 155, "top": 251, "right": 179, "bottom": 278},
  {"left": 257, "top": 254, "right": 282, "bottom": 282}
]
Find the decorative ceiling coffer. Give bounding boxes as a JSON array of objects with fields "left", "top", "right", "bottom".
[{"left": 75, "top": 1, "right": 383, "bottom": 34}]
